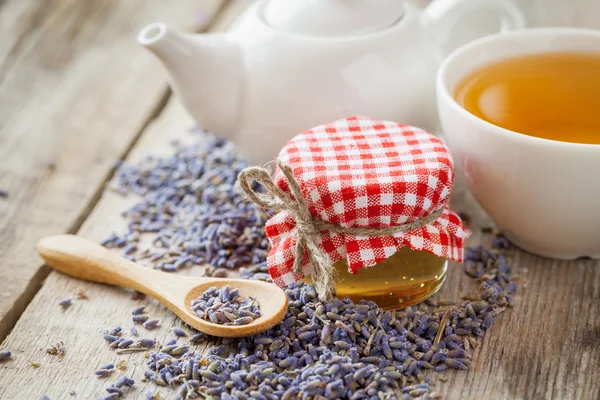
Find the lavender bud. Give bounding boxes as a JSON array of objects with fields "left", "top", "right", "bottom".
[
  {"left": 106, "top": 387, "right": 124, "bottom": 395},
  {"left": 0, "top": 351, "right": 11, "bottom": 361},
  {"left": 171, "top": 328, "right": 187, "bottom": 337},
  {"left": 170, "top": 346, "right": 189, "bottom": 356},
  {"left": 109, "top": 327, "right": 122, "bottom": 336},
  {"left": 116, "top": 375, "right": 135, "bottom": 388},
  {"left": 132, "top": 315, "right": 149, "bottom": 324},
  {"left": 139, "top": 338, "right": 156, "bottom": 348},
  {"left": 143, "top": 320, "right": 160, "bottom": 330},
  {"left": 58, "top": 298, "right": 72, "bottom": 308},
  {"left": 189, "top": 333, "right": 206, "bottom": 343},
  {"left": 132, "top": 306, "right": 146, "bottom": 315}
]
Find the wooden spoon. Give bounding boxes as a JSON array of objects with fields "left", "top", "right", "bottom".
[{"left": 36, "top": 234, "right": 288, "bottom": 338}]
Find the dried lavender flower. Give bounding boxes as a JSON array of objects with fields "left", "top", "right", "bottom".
[
  {"left": 171, "top": 328, "right": 187, "bottom": 337},
  {"left": 118, "top": 339, "right": 134, "bottom": 349},
  {"left": 105, "top": 386, "right": 124, "bottom": 396},
  {"left": 116, "top": 375, "right": 135, "bottom": 388},
  {"left": 133, "top": 315, "right": 149, "bottom": 324},
  {"left": 103, "top": 132, "right": 269, "bottom": 273},
  {"left": 132, "top": 306, "right": 146, "bottom": 315},
  {"left": 0, "top": 351, "right": 11, "bottom": 361},
  {"left": 188, "top": 333, "right": 206, "bottom": 344},
  {"left": 143, "top": 319, "right": 160, "bottom": 330},
  {"left": 145, "top": 392, "right": 160, "bottom": 400},
  {"left": 211, "top": 268, "right": 228, "bottom": 278},
  {"left": 191, "top": 285, "right": 261, "bottom": 326},
  {"left": 95, "top": 369, "right": 113, "bottom": 377},
  {"left": 99, "top": 131, "right": 519, "bottom": 399},
  {"left": 58, "top": 298, "right": 72, "bottom": 309},
  {"left": 45, "top": 342, "right": 65, "bottom": 358},
  {"left": 109, "top": 327, "right": 122, "bottom": 336},
  {"left": 138, "top": 338, "right": 156, "bottom": 348}
]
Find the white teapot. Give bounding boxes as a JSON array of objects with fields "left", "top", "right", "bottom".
[{"left": 138, "top": 0, "right": 524, "bottom": 164}]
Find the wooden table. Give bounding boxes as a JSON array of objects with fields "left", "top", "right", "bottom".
[{"left": 0, "top": 1, "right": 598, "bottom": 399}]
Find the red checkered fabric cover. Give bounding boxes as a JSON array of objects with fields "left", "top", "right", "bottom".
[{"left": 264, "top": 116, "right": 469, "bottom": 287}]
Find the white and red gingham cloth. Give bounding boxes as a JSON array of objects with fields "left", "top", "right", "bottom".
[{"left": 263, "top": 116, "right": 469, "bottom": 287}]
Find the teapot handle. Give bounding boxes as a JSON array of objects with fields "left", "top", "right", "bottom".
[{"left": 421, "top": 0, "right": 525, "bottom": 55}]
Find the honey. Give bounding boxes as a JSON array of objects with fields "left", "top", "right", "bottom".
[{"left": 304, "top": 247, "right": 447, "bottom": 310}]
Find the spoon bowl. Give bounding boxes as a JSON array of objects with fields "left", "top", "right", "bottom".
[
  {"left": 181, "top": 278, "right": 288, "bottom": 337},
  {"left": 36, "top": 234, "right": 288, "bottom": 337}
]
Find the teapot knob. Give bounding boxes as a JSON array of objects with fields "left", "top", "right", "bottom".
[{"left": 263, "top": 0, "right": 406, "bottom": 36}]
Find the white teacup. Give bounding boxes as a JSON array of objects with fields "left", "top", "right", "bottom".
[{"left": 437, "top": 28, "right": 600, "bottom": 260}]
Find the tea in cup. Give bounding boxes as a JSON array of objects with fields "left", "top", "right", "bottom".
[{"left": 437, "top": 28, "right": 600, "bottom": 259}]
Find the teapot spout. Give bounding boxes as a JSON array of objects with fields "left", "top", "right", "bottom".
[{"left": 138, "top": 23, "right": 242, "bottom": 139}]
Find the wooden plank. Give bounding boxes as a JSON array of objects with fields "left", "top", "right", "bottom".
[
  {"left": 0, "top": 3, "right": 250, "bottom": 399},
  {"left": 2, "top": 1, "right": 600, "bottom": 399},
  {"left": 0, "top": 0, "right": 225, "bottom": 342},
  {"left": 0, "top": 100, "right": 204, "bottom": 400},
  {"left": 6, "top": 100, "right": 597, "bottom": 398},
  {"left": 435, "top": 189, "right": 600, "bottom": 400}
]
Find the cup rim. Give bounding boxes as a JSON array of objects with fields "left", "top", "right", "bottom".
[{"left": 437, "top": 27, "right": 600, "bottom": 150}]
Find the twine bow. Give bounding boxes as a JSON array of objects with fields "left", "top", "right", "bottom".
[{"left": 237, "top": 160, "right": 444, "bottom": 301}]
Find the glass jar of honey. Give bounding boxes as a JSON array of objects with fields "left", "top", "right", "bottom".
[
  {"left": 304, "top": 247, "right": 447, "bottom": 309},
  {"left": 238, "top": 116, "right": 468, "bottom": 308}
]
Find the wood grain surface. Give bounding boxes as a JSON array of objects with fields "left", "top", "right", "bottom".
[
  {"left": 1, "top": 0, "right": 599, "bottom": 399},
  {"left": 0, "top": 0, "right": 225, "bottom": 342}
]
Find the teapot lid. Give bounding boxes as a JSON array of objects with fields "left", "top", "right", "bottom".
[{"left": 262, "top": 0, "right": 405, "bottom": 37}]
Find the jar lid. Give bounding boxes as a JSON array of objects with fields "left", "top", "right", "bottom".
[
  {"left": 258, "top": 117, "right": 469, "bottom": 290},
  {"left": 262, "top": 0, "right": 405, "bottom": 37}
]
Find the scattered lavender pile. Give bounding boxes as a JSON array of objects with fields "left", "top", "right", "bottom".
[
  {"left": 192, "top": 285, "right": 261, "bottom": 326},
  {"left": 141, "top": 244, "right": 513, "bottom": 400},
  {"left": 103, "top": 132, "right": 270, "bottom": 273},
  {"left": 100, "top": 130, "right": 518, "bottom": 399}
]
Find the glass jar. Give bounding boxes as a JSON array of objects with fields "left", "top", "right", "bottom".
[
  {"left": 239, "top": 116, "right": 469, "bottom": 306},
  {"left": 305, "top": 247, "right": 447, "bottom": 309}
]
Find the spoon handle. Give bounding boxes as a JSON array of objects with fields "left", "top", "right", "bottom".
[{"left": 36, "top": 234, "right": 173, "bottom": 293}]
